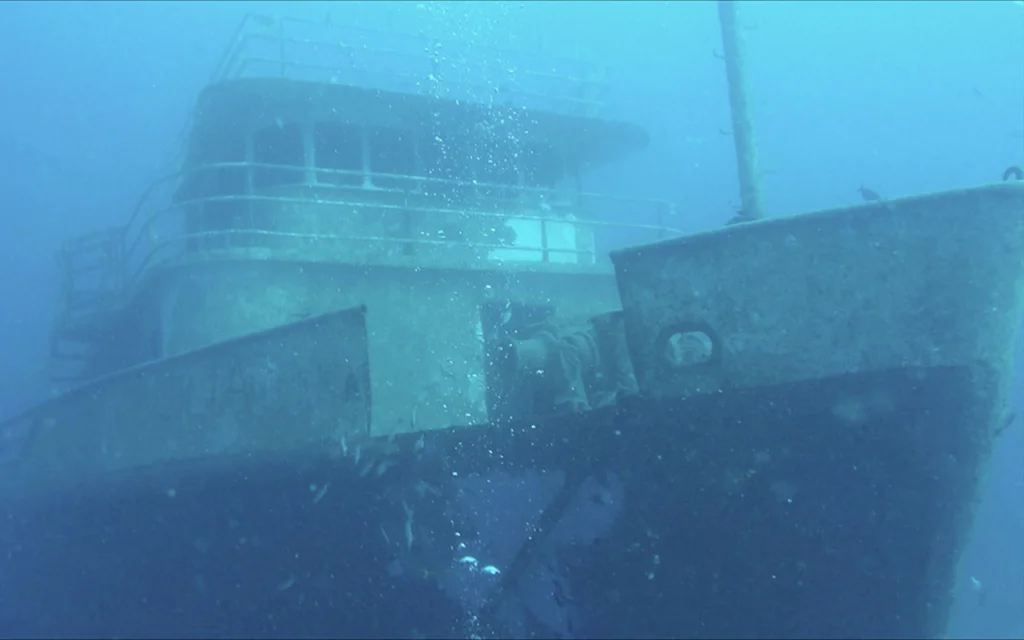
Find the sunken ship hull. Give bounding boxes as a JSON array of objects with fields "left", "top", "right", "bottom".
[
  {"left": 2, "top": 184, "right": 1021, "bottom": 638},
  {"left": 2, "top": 12, "right": 1022, "bottom": 640}
]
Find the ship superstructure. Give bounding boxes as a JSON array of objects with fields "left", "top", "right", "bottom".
[{"left": 50, "top": 13, "right": 678, "bottom": 434}]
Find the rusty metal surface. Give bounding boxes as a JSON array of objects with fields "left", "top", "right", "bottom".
[
  {"left": 0, "top": 305, "right": 370, "bottom": 502},
  {"left": 611, "top": 184, "right": 1024, "bottom": 405}
]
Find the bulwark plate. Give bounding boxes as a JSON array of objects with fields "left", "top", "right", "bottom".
[
  {"left": 610, "top": 184, "right": 1024, "bottom": 402},
  {"left": 0, "top": 305, "right": 370, "bottom": 503}
]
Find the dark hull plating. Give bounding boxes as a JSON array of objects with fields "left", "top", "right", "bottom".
[{"left": 0, "top": 365, "right": 984, "bottom": 639}]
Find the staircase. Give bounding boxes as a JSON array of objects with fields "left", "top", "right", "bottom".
[{"left": 50, "top": 227, "right": 127, "bottom": 382}]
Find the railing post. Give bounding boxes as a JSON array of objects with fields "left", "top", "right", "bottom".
[
  {"left": 581, "top": 66, "right": 605, "bottom": 119},
  {"left": 302, "top": 120, "right": 317, "bottom": 186},
  {"left": 361, "top": 128, "right": 373, "bottom": 189},
  {"left": 116, "top": 229, "right": 127, "bottom": 293},
  {"left": 278, "top": 17, "right": 287, "bottom": 78},
  {"left": 209, "top": 13, "right": 251, "bottom": 83}
]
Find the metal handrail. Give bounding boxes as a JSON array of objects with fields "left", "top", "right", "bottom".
[
  {"left": 209, "top": 12, "right": 610, "bottom": 116},
  {"left": 215, "top": 13, "right": 605, "bottom": 83},
  {"left": 125, "top": 191, "right": 673, "bottom": 273},
  {"left": 228, "top": 56, "right": 605, "bottom": 110},
  {"left": 209, "top": 12, "right": 257, "bottom": 83},
  {"left": 124, "top": 160, "right": 672, "bottom": 239},
  {"left": 54, "top": 158, "right": 679, "bottom": 333},
  {"left": 221, "top": 33, "right": 606, "bottom": 87},
  {"left": 128, "top": 226, "right": 604, "bottom": 295}
]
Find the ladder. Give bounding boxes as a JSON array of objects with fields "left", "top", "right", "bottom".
[{"left": 49, "top": 227, "right": 127, "bottom": 381}]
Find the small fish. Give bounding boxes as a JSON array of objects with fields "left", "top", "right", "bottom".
[
  {"left": 403, "top": 501, "right": 415, "bottom": 551},
  {"left": 858, "top": 185, "right": 882, "bottom": 202},
  {"left": 970, "top": 576, "right": 987, "bottom": 606},
  {"left": 552, "top": 577, "right": 573, "bottom": 606},
  {"left": 311, "top": 483, "right": 329, "bottom": 504},
  {"left": 277, "top": 574, "right": 296, "bottom": 592},
  {"left": 374, "top": 459, "right": 397, "bottom": 477},
  {"left": 1002, "top": 165, "right": 1023, "bottom": 181},
  {"left": 414, "top": 480, "right": 441, "bottom": 498}
]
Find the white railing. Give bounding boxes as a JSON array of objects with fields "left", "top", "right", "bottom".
[
  {"left": 58, "top": 162, "right": 679, "bottom": 315},
  {"left": 209, "top": 13, "right": 610, "bottom": 118}
]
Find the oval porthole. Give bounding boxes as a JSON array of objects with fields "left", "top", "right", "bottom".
[{"left": 662, "top": 328, "right": 716, "bottom": 369}]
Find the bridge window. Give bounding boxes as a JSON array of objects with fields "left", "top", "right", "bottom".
[
  {"left": 369, "top": 128, "right": 416, "bottom": 189},
  {"left": 314, "top": 122, "right": 362, "bottom": 187},
  {"left": 252, "top": 122, "right": 305, "bottom": 190},
  {"left": 474, "top": 157, "right": 518, "bottom": 201},
  {"left": 523, "top": 144, "right": 564, "bottom": 189},
  {"left": 182, "top": 131, "right": 250, "bottom": 251},
  {"left": 422, "top": 135, "right": 472, "bottom": 202},
  {"left": 178, "top": 132, "right": 247, "bottom": 201},
  {"left": 205, "top": 133, "right": 248, "bottom": 196}
]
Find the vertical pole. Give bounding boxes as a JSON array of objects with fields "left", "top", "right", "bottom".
[
  {"left": 361, "top": 128, "right": 373, "bottom": 189},
  {"left": 302, "top": 119, "right": 317, "bottom": 187},
  {"left": 718, "top": 1, "right": 764, "bottom": 220},
  {"left": 279, "top": 18, "right": 287, "bottom": 78}
]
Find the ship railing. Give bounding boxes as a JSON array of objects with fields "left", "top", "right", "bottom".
[
  {"left": 57, "top": 160, "right": 674, "bottom": 293},
  {"left": 53, "top": 161, "right": 681, "bottom": 337},
  {"left": 208, "top": 12, "right": 610, "bottom": 118}
]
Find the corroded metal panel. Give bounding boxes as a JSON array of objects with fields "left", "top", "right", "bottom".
[
  {"left": 0, "top": 305, "right": 370, "bottom": 502},
  {"left": 0, "top": 366, "right": 982, "bottom": 638},
  {"left": 611, "top": 184, "right": 1024, "bottom": 411}
]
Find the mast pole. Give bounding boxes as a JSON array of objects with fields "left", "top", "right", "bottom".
[{"left": 717, "top": 0, "right": 765, "bottom": 220}]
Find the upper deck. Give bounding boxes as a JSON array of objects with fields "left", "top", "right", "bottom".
[{"left": 209, "top": 12, "right": 611, "bottom": 118}]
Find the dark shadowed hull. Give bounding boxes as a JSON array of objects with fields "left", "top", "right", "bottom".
[{"left": 0, "top": 365, "right": 988, "bottom": 639}]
